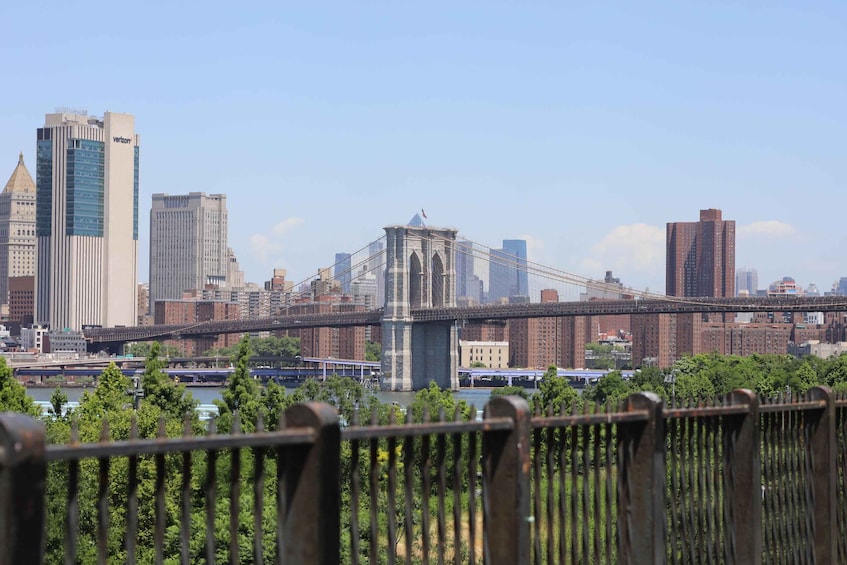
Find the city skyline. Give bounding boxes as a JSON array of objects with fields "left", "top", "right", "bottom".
[{"left": 2, "top": 3, "right": 846, "bottom": 294}]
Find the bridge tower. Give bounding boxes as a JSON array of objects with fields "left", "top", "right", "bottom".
[{"left": 381, "top": 222, "right": 459, "bottom": 391}]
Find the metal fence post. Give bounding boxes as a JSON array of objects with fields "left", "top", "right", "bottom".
[
  {"left": 618, "top": 391, "right": 665, "bottom": 565},
  {"left": 281, "top": 402, "right": 340, "bottom": 564},
  {"left": 807, "top": 385, "right": 836, "bottom": 564},
  {"left": 482, "top": 395, "right": 531, "bottom": 565},
  {"left": 0, "top": 413, "right": 46, "bottom": 565},
  {"left": 724, "top": 389, "right": 761, "bottom": 565}
]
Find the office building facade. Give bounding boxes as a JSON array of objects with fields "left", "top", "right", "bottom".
[
  {"left": 488, "top": 239, "right": 528, "bottom": 303},
  {"left": 35, "top": 112, "right": 139, "bottom": 330},
  {"left": 666, "top": 208, "right": 735, "bottom": 298},
  {"left": 334, "top": 252, "right": 352, "bottom": 294},
  {"left": 736, "top": 268, "right": 758, "bottom": 296},
  {"left": 0, "top": 153, "right": 37, "bottom": 307},
  {"left": 149, "top": 192, "right": 228, "bottom": 312}
]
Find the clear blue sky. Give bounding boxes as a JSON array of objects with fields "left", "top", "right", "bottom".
[{"left": 2, "top": 1, "right": 846, "bottom": 294}]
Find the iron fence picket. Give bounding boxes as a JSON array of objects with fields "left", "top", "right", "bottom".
[{"left": 2, "top": 389, "right": 846, "bottom": 564}]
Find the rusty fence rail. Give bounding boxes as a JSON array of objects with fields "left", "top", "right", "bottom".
[{"left": 0, "top": 388, "right": 845, "bottom": 564}]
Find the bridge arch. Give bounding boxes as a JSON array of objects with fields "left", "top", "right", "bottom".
[
  {"left": 431, "top": 252, "right": 445, "bottom": 307},
  {"left": 409, "top": 252, "right": 423, "bottom": 309}
]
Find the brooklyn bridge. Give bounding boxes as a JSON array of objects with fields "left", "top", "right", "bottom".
[{"left": 85, "top": 222, "right": 847, "bottom": 390}]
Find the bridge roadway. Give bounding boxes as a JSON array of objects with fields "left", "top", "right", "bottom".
[{"left": 85, "top": 295, "right": 847, "bottom": 344}]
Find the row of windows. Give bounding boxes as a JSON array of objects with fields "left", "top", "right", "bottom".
[
  {"left": 35, "top": 140, "right": 53, "bottom": 236},
  {"left": 66, "top": 143, "right": 105, "bottom": 237},
  {"left": 34, "top": 139, "right": 140, "bottom": 238}
]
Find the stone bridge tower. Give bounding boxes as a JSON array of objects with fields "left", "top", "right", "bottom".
[{"left": 381, "top": 221, "right": 459, "bottom": 391}]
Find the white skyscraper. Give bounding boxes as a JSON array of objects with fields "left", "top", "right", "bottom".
[
  {"left": 149, "top": 193, "right": 228, "bottom": 312},
  {"left": 35, "top": 111, "right": 139, "bottom": 330},
  {"left": 0, "top": 153, "right": 37, "bottom": 306}
]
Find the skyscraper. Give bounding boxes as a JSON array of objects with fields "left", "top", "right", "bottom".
[
  {"left": 149, "top": 193, "right": 228, "bottom": 312},
  {"left": 368, "top": 240, "right": 385, "bottom": 306},
  {"left": 0, "top": 153, "right": 36, "bottom": 307},
  {"left": 666, "top": 209, "right": 735, "bottom": 297},
  {"left": 455, "top": 239, "right": 482, "bottom": 303},
  {"left": 735, "top": 268, "right": 758, "bottom": 296},
  {"left": 488, "top": 239, "right": 528, "bottom": 303},
  {"left": 36, "top": 111, "right": 139, "bottom": 330},
  {"left": 334, "top": 252, "right": 352, "bottom": 294}
]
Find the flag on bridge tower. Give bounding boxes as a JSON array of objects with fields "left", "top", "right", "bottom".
[{"left": 421, "top": 209, "right": 428, "bottom": 219}]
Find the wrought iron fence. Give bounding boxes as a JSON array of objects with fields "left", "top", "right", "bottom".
[{"left": 0, "top": 388, "right": 845, "bottom": 564}]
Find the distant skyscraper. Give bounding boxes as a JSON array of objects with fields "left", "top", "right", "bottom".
[
  {"left": 735, "top": 268, "right": 758, "bottom": 296},
  {"left": 334, "top": 252, "right": 352, "bottom": 294},
  {"left": 149, "top": 193, "right": 228, "bottom": 312},
  {"left": 36, "top": 111, "right": 139, "bottom": 330},
  {"left": 666, "top": 209, "right": 735, "bottom": 297},
  {"left": 368, "top": 240, "right": 385, "bottom": 306},
  {"left": 456, "top": 239, "right": 482, "bottom": 302},
  {"left": 0, "top": 153, "right": 36, "bottom": 306},
  {"left": 488, "top": 239, "right": 528, "bottom": 303}
]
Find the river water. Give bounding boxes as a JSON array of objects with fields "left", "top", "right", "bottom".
[{"left": 27, "top": 385, "right": 499, "bottom": 410}]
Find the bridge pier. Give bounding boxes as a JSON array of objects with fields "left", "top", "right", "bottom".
[{"left": 381, "top": 224, "right": 459, "bottom": 391}]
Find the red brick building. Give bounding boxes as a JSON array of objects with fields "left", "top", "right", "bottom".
[
  {"left": 666, "top": 209, "right": 735, "bottom": 299},
  {"left": 154, "top": 299, "right": 241, "bottom": 356},
  {"left": 282, "top": 296, "right": 366, "bottom": 360},
  {"left": 8, "top": 275, "right": 33, "bottom": 325}
]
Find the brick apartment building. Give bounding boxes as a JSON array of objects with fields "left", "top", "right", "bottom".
[{"left": 154, "top": 299, "right": 241, "bottom": 356}]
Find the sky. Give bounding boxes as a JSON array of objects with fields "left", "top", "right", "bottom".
[{"left": 2, "top": 1, "right": 846, "bottom": 296}]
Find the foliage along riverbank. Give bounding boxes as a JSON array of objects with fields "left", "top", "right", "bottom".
[{"left": 3, "top": 338, "right": 847, "bottom": 562}]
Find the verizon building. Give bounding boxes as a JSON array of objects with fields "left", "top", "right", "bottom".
[{"left": 35, "top": 111, "right": 139, "bottom": 330}]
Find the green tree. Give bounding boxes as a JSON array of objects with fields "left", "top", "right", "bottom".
[
  {"left": 126, "top": 342, "right": 183, "bottom": 358},
  {"left": 490, "top": 385, "right": 530, "bottom": 400},
  {"left": 49, "top": 387, "right": 68, "bottom": 417},
  {"left": 289, "top": 375, "right": 385, "bottom": 425},
  {"left": 582, "top": 370, "right": 633, "bottom": 407},
  {"left": 215, "top": 335, "right": 260, "bottom": 431},
  {"left": 533, "top": 365, "right": 581, "bottom": 413},
  {"left": 78, "top": 363, "right": 132, "bottom": 421},
  {"left": 409, "top": 381, "right": 473, "bottom": 422},
  {"left": 261, "top": 380, "right": 294, "bottom": 429},
  {"left": 672, "top": 372, "right": 716, "bottom": 403},
  {"left": 141, "top": 342, "right": 196, "bottom": 419},
  {"left": 251, "top": 335, "right": 301, "bottom": 358},
  {"left": 822, "top": 354, "right": 847, "bottom": 387},
  {"left": 591, "top": 357, "right": 615, "bottom": 370},
  {"left": 365, "top": 341, "right": 381, "bottom": 362},
  {"left": 631, "top": 366, "right": 668, "bottom": 397},
  {"left": 0, "top": 357, "right": 38, "bottom": 415}
]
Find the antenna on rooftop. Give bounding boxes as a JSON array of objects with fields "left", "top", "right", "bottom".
[{"left": 54, "top": 106, "right": 88, "bottom": 115}]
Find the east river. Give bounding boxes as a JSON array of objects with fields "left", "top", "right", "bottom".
[{"left": 27, "top": 385, "right": 498, "bottom": 410}]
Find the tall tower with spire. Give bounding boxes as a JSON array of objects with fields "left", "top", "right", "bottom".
[{"left": 0, "top": 152, "right": 36, "bottom": 308}]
